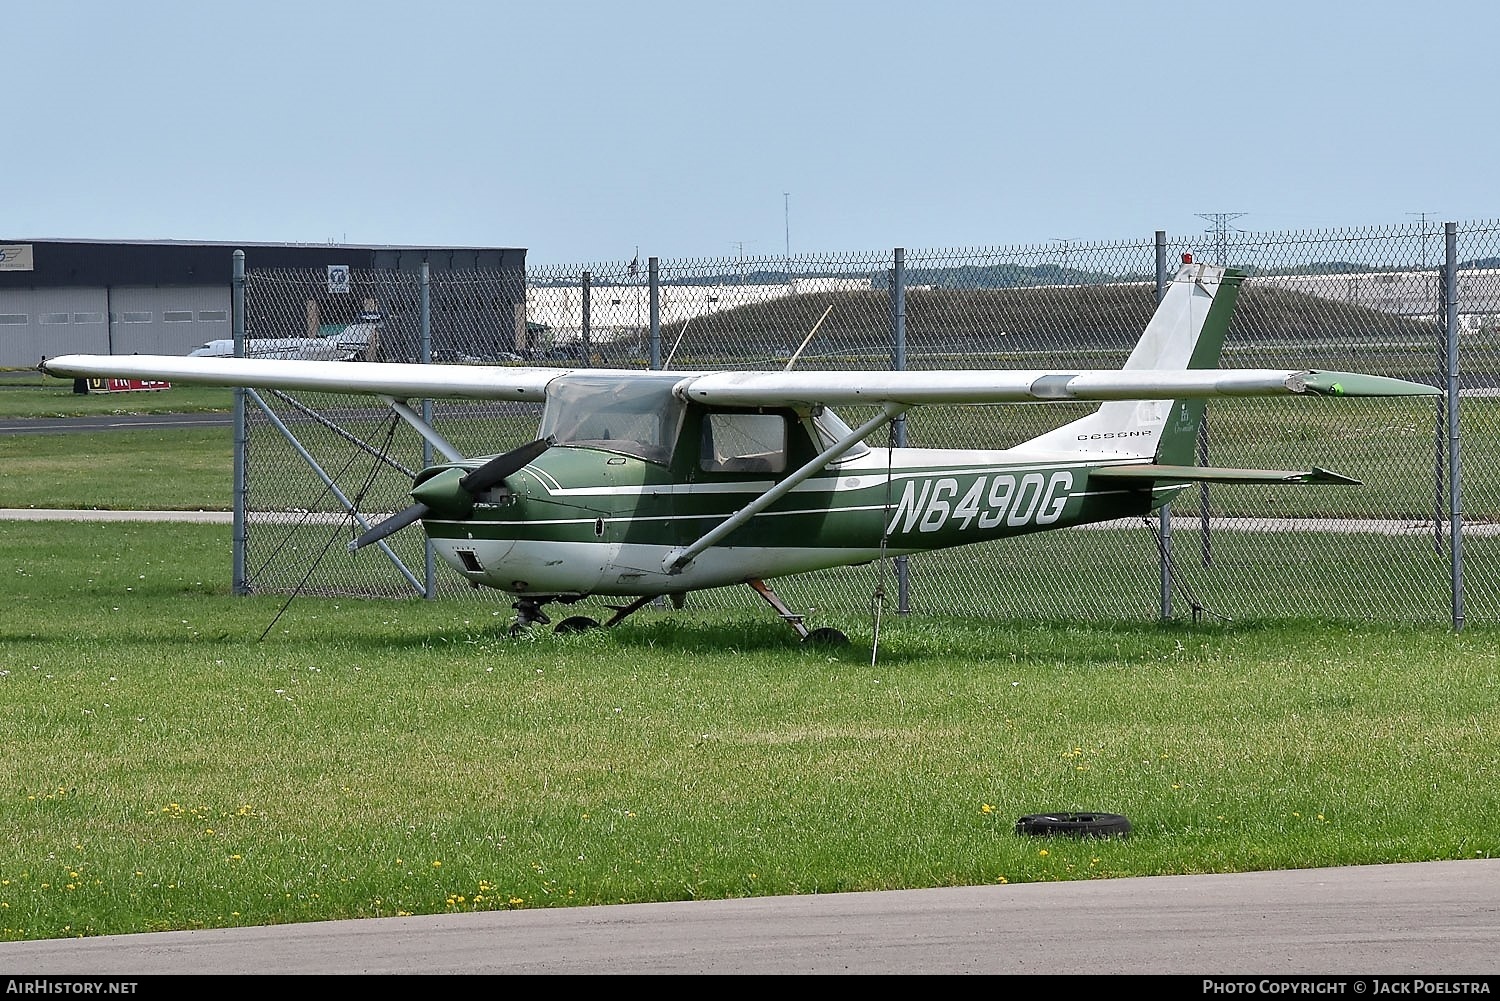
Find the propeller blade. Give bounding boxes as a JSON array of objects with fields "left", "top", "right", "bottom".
[
  {"left": 348, "top": 502, "right": 430, "bottom": 552},
  {"left": 350, "top": 437, "right": 550, "bottom": 554},
  {"left": 459, "top": 437, "right": 552, "bottom": 495}
]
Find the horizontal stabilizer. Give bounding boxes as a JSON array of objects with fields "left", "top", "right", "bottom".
[{"left": 1092, "top": 463, "right": 1362, "bottom": 486}]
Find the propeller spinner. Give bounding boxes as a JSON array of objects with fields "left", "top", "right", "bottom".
[{"left": 349, "top": 437, "right": 552, "bottom": 552}]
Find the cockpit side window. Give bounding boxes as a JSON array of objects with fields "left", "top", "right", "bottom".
[
  {"left": 701, "top": 412, "right": 787, "bottom": 474},
  {"left": 539, "top": 373, "right": 685, "bottom": 464}
]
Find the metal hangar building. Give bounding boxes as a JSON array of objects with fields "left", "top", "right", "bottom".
[{"left": 0, "top": 238, "right": 526, "bottom": 368}]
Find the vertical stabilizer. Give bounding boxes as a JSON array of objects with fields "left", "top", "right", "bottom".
[{"left": 1014, "top": 262, "right": 1243, "bottom": 461}]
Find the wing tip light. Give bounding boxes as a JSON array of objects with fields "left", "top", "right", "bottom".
[{"left": 1295, "top": 371, "right": 1440, "bottom": 397}]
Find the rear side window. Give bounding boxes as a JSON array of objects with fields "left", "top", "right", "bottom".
[{"left": 701, "top": 413, "right": 787, "bottom": 474}]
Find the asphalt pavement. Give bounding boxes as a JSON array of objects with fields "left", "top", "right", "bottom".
[
  {"left": 1, "top": 860, "right": 1497, "bottom": 976},
  {"left": 0, "top": 412, "right": 230, "bottom": 434}
]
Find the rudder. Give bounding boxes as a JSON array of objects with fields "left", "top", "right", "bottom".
[{"left": 1014, "top": 262, "right": 1244, "bottom": 462}]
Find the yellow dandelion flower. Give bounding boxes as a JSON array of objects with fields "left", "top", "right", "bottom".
[
  {"left": 1038, "top": 849, "right": 1049, "bottom": 857},
  {"left": 981, "top": 804, "right": 995, "bottom": 814}
]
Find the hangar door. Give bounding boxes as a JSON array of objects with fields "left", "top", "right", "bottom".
[
  {"left": 109, "top": 285, "right": 232, "bottom": 355},
  {"left": 0, "top": 287, "right": 109, "bottom": 367}
]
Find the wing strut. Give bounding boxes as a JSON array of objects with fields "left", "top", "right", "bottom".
[
  {"left": 382, "top": 396, "right": 464, "bottom": 462},
  {"left": 661, "top": 401, "right": 908, "bottom": 574}
]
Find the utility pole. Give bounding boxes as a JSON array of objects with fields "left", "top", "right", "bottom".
[
  {"left": 783, "top": 192, "right": 793, "bottom": 290},
  {"left": 1051, "top": 238, "right": 1071, "bottom": 276},
  {"left": 1190, "top": 213, "right": 1245, "bottom": 572},
  {"left": 1196, "top": 213, "right": 1247, "bottom": 265},
  {"left": 732, "top": 241, "right": 747, "bottom": 284},
  {"left": 783, "top": 191, "right": 791, "bottom": 261},
  {"left": 1407, "top": 211, "right": 1436, "bottom": 271}
]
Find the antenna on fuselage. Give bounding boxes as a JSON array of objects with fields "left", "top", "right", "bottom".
[
  {"left": 662, "top": 314, "right": 695, "bottom": 370},
  {"left": 783, "top": 305, "right": 834, "bottom": 371}
]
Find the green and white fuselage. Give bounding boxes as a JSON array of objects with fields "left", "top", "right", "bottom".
[{"left": 419, "top": 438, "right": 1167, "bottom": 599}]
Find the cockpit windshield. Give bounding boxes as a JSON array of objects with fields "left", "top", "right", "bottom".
[
  {"left": 539, "top": 373, "right": 685, "bottom": 464},
  {"left": 811, "top": 406, "right": 870, "bottom": 460}
]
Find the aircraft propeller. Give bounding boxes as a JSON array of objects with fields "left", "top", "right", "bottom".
[{"left": 349, "top": 436, "right": 552, "bottom": 552}]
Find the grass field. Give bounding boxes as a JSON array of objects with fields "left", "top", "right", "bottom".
[
  {"left": 1, "top": 372, "right": 1495, "bottom": 944},
  {"left": 1, "top": 519, "right": 1497, "bottom": 942},
  {"left": 0, "top": 375, "right": 235, "bottom": 418}
]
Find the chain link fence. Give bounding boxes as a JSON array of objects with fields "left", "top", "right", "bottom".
[{"left": 237, "top": 220, "right": 1498, "bottom": 627}]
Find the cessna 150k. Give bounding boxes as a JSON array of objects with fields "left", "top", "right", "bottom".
[{"left": 40, "top": 261, "right": 1438, "bottom": 642}]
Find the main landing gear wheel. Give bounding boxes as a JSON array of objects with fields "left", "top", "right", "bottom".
[
  {"left": 1014, "top": 813, "right": 1131, "bottom": 839},
  {"left": 554, "top": 616, "right": 601, "bottom": 634},
  {"left": 803, "top": 627, "right": 849, "bottom": 647}
]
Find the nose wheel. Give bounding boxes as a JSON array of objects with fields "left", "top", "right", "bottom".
[{"left": 508, "top": 597, "right": 552, "bottom": 636}]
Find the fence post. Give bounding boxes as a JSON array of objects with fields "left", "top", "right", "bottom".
[
  {"left": 1198, "top": 291, "right": 1213, "bottom": 569},
  {"left": 1155, "top": 232, "right": 1172, "bottom": 621},
  {"left": 421, "top": 262, "right": 436, "bottom": 599},
  {"left": 1445, "top": 222, "right": 1465, "bottom": 630},
  {"left": 891, "top": 248, "right": 910, "bottom": 614},
  {"left": 648, "top": 257, "right": 661, "bottom": 370},
  {"left": 582, "top": 270, "right": 592, "bottom": 366},
  {"left": 231, "top": 250, "right": 248, "bottom": 596},
  {"left": 1434, "top": 254, "right": 1447, "bottom": 556}
]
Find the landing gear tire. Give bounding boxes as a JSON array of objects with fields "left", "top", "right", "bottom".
[
  {"left": 1014, "top": 813, "right": 1131, "bottom": 839},
  {"left": 509, "top": 597, "right": 553, "bottom": 638},
  {"left": 554, "top": 616, "right": 601, "bottom": 635},
  {"left": 803, "top": 627, "right": 849, "bottom": 647}
]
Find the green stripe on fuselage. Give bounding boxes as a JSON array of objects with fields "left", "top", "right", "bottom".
[{"left": 421, "top": 447, "right": 1161, "bottom": 554}]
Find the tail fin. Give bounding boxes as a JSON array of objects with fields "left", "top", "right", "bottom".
[{"left": 1015, "top": 261, "right": 1243, "bottom": 461}]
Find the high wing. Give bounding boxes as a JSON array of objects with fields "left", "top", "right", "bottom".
[
  {"left": 40, "top": 261, "right": 1437, "bottom": 405},
  {"left": 38, "top": 258, "right": 1437, "bottom": 413},
  {"left": 672, "top": 367, "right": 1434, "bottom": 406},
  {"left": 39, "top": 354, "right": 564, "bottom": 401},
  {"left": 36, "top": 356, "right": 1433, "bottom": 405}
]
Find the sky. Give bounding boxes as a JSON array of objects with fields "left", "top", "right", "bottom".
[{"left": 7, "top": 0, "right": 1498, "bottom": 267}]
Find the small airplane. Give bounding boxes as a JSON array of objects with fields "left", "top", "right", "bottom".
[
  {"left": 187, "top": 314, "right": 381, "bottom": 360},
  {"left": 40, "top": 260, "right": 1439, "bottom": 643}
]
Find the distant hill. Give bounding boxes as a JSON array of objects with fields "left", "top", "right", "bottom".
[
  {"left": 552, "top": 258, "right": 1498, "bottom": 292},
  {"left": 639, "top": 281, "right": 1441, "bottom": 370}
]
